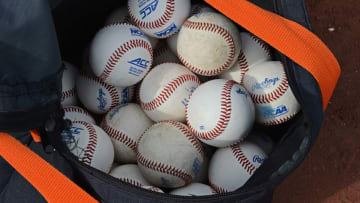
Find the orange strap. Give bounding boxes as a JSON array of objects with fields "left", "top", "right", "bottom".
[
  {"left": 205, "top": 0, "right": 341, "bottom": 110},
  {"left": 0, "top": 132, "right": 98, "bottom": 203}
]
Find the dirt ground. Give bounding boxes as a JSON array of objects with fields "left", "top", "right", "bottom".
[{"left": 273, "top": 0, "right": 360, "bottom": 202}]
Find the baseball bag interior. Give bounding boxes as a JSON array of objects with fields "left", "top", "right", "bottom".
[{"left": 0, "top": 0, "right": 340, "bottom": 202}]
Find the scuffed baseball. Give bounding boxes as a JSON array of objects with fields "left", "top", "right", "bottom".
[
  {"left": 101, "top": 103, "right": 153, "bottom": 163},
  {"left": 61, "top": 121, "right": 114, "bottom": 173},
  {"left": 186, "top": 79, "right": 255, "bottom": 148},
  {"left": 177, "top": 12, "right": 241, "bottom": 76},
  {"left": 139, "top": 63, "right": 200, "bottom": 122},
  {"left": 170, "top": 183, "right": 217, "bottom": 196},
  {"left": 128, "top": 0, "right": 191, "bottom": 38},
  {"left": 90, "top": 23, "right": 153, "bottom": 87},
  {"left": 76, "top": 72, "right": 134, "bottom": 114},
  {"left": 137, "top": 121, "right": 204, "bottom": 188},
  {"left": 219, "top": 32, "right": 272, "bottom": 84},
  {"left": 63, "top": 106, "right": 96, "bottom": 125},
  {"left": 61, "top": 61, "right": 79, "bottom": 106},
  {"left": 209, "top": 141, "right": 267, "bottom": 193},
  {"left": 242, "top": 61, "right": 301, "bottom": 125},
  {"left": 110, "top": 164, "right": 150, "bottom": 187}
]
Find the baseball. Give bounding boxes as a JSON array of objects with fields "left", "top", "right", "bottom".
[
  {"left": 61, "top": 61, "right": 79, "bottom": 106},
  {"left": 61, "top": 121, "right": 114, "bottom": 173},
  {"left": 209, "top": 141, "right": 267, "bottom": 193},
  {"left": 141, "top": 186, "right": 164, "bottom": 193},
  {"left": 105, "top": 6, "right": 159, "bottom": 48},
  {"left": 137, "top": 120, "right": 204, "bottom": 188},
  {"left": 63, "top": 106, "right": 96, "bottom": 125},
  {"left": 101, "top": 103, "right": 153, "bottom": 164},
  {"left": 109, "top": 164, "right": 150, "bottom": 187},
  {"left": 219, "top": 32, "right": 272, "bottom": 84},
  {"left": 177, "top": 12, "right": 241, "bottom": 76},
  {"left": 90, "top": 23, "right": 153, "bottom": 87},
  {"left": 128, "top": 0, "right": 191, "bottom": 38},
  {"left": 139, "top": 63, "right": 200, "bottom": 122},
  {"left": 76, "top": 72, "right": 134, "bottom": 114},
  {"left": 242, "top": 61, "right": 301, "bottom": 125},
  {"left": 186, "top": 79, "right": 255, "bottom": 148},
  {"left": 192, "top": 143, "right": 215, "bottom": 183},
  {"left": 153, "top": 41, "right": 180, "bottom": 66},
  {"left": 170, "top": 183, "right": 217, "bottom": 196}
]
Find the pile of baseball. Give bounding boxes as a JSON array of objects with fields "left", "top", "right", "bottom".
[{"left": 60, "top": 0, "right": 301, "bottom": 196}]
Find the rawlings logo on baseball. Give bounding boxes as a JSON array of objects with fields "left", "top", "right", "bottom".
[
  {"left": 261, "top": 105, "right": 289, "bottom": 118},
  {"left": 253, "top": 155, "right": 265, "bottom": 164},
  {"left": 236, "top": 88, "right": 249, "bottom": 97},
  {"left": 181, "top": 86, "right": 196, "bottom": 106},
  {"left": 139, "top": 0, "right": 159, "bottom": 19},
  {"left": 154, "top": 23, "right": 177, "bottom": 37},
  {"left": 61, "top": 127, "right": 86, "bottom": 157},
  {"left": 97, "top": 89, "right": 107, "bottom": 111},
  {"left": 252, "top": 77, "right": 280, "bottom": 92}
]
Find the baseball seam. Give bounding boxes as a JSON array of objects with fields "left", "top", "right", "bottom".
[
  {"left": 62, "top": 88, "right": 76, "bottom": 101},
  {"left": 101, "top": 119, "right": 137, "bottom": 152},
  {"left": 128, "top": 0, "right": 175, "bottom": 30},
  {"left": 248, "top": 33, "right": 272, "bottom": 57},
  {"left": 80, "top": 72, "right": 120, "bottom": 110},
  {"left": 118, "top": 177, "right": 144, "bottom": 187},
  {"left": 262, "top": 111, "right": 298, "bottom": 126},
  {"left": 209, "top": 180, "right": 228, "bottom": 194},
  {"left": 237, "top": 51, "right": 249, "bottom": 85},
  {"left": 231, "top": 144, "right": 256, "bottom": 175},
  {"left": 178, "top": 20, "right": 236, "bottom": 76},
  {"left": 140, "top": 74, "right": 201, "bottom": 111},
  {"left": 63, "top": 106, "right": 92, "bottom": 118},
  {"left": 186, "top": 80, "right": 235, "bottom": 140},
  {"left": 74, "top": 121, "right": 97, "bottom": 166},
  {"left": 100, "top": 39, "right": 153, "bottom": 82},
  {"left": 249, "top": 66, "right": 289, "bottom": 104}
]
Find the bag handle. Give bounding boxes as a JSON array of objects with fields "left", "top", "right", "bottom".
[
  {"left": 0, "top": 132, "right": 98, "bottom": 203},
  {"left": 204, "top": 0, "right": 341, "bottom": 110}
]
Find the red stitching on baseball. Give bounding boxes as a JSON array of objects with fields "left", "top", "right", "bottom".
[
  {"left": 178, "top": 20, "right": 236, "bottom": 76},
  {"left": 249, "top": 65, "right": 289, "bottom": 104},
  {"left": 61, "top": 88, "right": 76, "bottom": 101},
  {"left": 209, "top": 180, "right": 228, "bottom": 194},
  {"left": 73, "top": 121, "right": 97, "bottom": 165},
  {"left": 140, "top": 74, "right": 200, "bottom": 111},
  {"left": 80, "top": 72, "right": 120, "bottom": 110},
  {"left": 248, "top": 33, "right": 272, "bottom": 57},
  {"left": 231, "top": 144, "right": 256, "bottom": 175},
  {"left": 100, "top": 39, "right": 153, "bottom": 82},
  {"left": 118, "top": 177, "right": 144, "bottom": 187},
  {"left": 101, "top": 118, "right": 137, "bottom": 152},
  {"left": 262, "top": 111, "right": 297, "bottom": 126},
  {"left": 237, "top": 51, "right": 249, "bottom": 85},
  {"left": 128, "top": 0, "right": 175, "bottom": 30},
  {"left": 63, "top": 106, "right": 92, "bottom": 118},
  {"left": 186, "top": 80, "right": 235, "bottom": 140}
]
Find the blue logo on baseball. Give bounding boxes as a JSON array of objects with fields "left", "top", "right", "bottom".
[
  {"left": 253, "top": 155, "right": 264, "bottom": 164},
  {"left": 261, "top": 105, "right": 288, "bottom": 118},
  {"left": 252, "top": 77, "right": 280, "bottom": 92},
  {"left": 154, "top": 23, "right": 177, "bottom": 37},
  {"left": 139, "top": 0, "right": 159, "bottom": 19}
]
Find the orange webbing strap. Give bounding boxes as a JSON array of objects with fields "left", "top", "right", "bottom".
[
  {"left": 204, "top": 0, "right": 341, "bottom": 110},
  {"left": 0, "top": 132, "right": 98, "bottom": 203}
]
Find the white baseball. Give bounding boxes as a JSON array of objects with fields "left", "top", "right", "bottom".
[
  {"left": 61, "top": 121, "right": 114, "bottom": 173},
  {"left": 219, "top": 32, "right": 272, "bottom": 84},
  {"left": 61, "top": 61, "right": 79, "bottom": 106},
  {"left": 101, "top": 103, "right": 154, "bottom": 164},
  {"left": 137, "top": 121, "right": 204, "bottom": 188},
  {"left": 110, "top": 164, "right": 150, "bottom": 187},
  {"left": 186, "top": 79, "right": 255, "bottom": 148},
  {"left": 90, "top": 23, "right": 153, "bottom": 87},
  {"left": 153, "top": 41, "right": 180, "bottom": 66},
  {"left": 105, "top": 6, "right": 159, "bottom": 48},
  {"left": 128, "top": 0, "right": 191, "bottom": 38},
  {"left": 242, "top": 61, "right": 301, "bottom": 125},
  {"left": 209, "top": 141, "right": 267, "bottom": 193},
  {"left": 139, "top": 63, "right": 200, "bottom": 122},
  {"left": 166, "top": 4, "right": 215, "bottom": 55},
  {"left": 76, "top": 72, "right": 134, "bottom": 114},
  {"left": 170, "top": 183, "right": 216, "bottom": 196},
  {"left": 177, "top": 12, "right": 241, "bottom": 76},
  {"left": 63, "top": 106, "right": 96, "bottom": 125}
]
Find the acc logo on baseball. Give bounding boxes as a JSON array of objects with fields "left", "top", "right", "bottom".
[
  {"left": 139, "top": 0, "right": 159, "bottom": 19},
  {"left": 261, "top": 105, "right": 288, "bottom": 118},
  {"left": 128, "top": 58, "right": 150, "bottom": 69}
]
